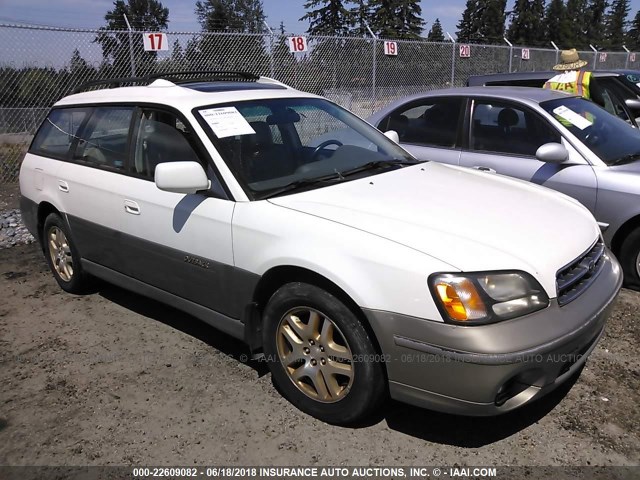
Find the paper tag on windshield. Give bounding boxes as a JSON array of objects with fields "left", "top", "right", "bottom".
[
  {"left": 552, "top": 105, "right": 593, "bottom": 130},
  {"left": 199, "top": 107, "right": 255, "bottom": 138}
]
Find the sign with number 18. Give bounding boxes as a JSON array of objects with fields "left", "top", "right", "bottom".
[{"left": 288, "top": 36, "right": 308, "bottom": 53}]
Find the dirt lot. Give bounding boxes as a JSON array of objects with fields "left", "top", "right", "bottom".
[{"left": 0, "top": 242, "right": 639, "bottom": 468}]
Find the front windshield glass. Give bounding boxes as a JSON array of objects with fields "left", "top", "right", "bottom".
[
  {"left": 540, "top": 97, "right": 640, "bottom": 166},
  {"left": 196, "top": 97, "right": 417, "bottom": 198}
]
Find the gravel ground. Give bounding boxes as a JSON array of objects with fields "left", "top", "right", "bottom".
[{"left": 0, "top": 241, "right": 639, "bottom": 469}]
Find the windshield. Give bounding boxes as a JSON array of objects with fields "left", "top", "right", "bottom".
[
  {"left": 195, "top": 97, "right": 417, "bottom": 198},
  {"left": 540, "top": 97, "right": 640, "bottom": 166}
]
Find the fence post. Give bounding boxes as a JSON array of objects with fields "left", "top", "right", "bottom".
[
  {"left": 623, "top": 45, "right": 630, "bottom": 68},
  {"left": 551, "top": 41, "right": 559, "bottom": 66},
  {"left": 123, "top": 14, "right": 136, "bottom": 77},
  {"left": 446, "top": 32, "right": 456, "bottom": 86},
  {"left": 263, "top": 21, "right": 274, "bottom": 78},
  {"left": 504, "top": 37, "right": 513, "bottom": 73},
  {"left": 365, "top": 21, "right": 377, "bottom": 114},
  {"left": 589, "top": 44, "right": 598, "bottom": 70}
]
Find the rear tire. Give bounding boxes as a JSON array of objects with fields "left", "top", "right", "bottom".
[
  {"left": 42, "top": 213, "right": 93, "bottom": 294},
  {"left": 262, "top": 282, "right": 386, "bottom": 425},
  {"left": 619, "top": 227, "right": 640, "bottom": 290}
]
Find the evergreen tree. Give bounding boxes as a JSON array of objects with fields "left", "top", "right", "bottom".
[
  {"left": 626, "top": 10, "right": 640, "bottom": 49},
  {"left": 543, "top": 0, "right": 569, "bottom": 46},
  {"left": 605, "top": 0, "right": 630, "bottom": 49},
  {"left": 195, "top": 0, "right": 266, "bottom": 32},
  {"left": 95, "top": 0, "right": 169, "bottom": 76},
  {"left": 456, "top": 0, "right": 481, "bottom": 42},
  {"left": 473, "top": 0, "right": 507, "bottom": 44},
  {"left": 195, "top": 0, "right": 268, "bottom": 72},
  {"left": 300, "top": 0, "right": 353, "bottom": 36},
  {"left": 584, "top": 0, "right": 608, "bottom": 49},
  {"left": 370, "top": 0, "right": 424, "bottom": 39},
  {"left": 427, "top": 18, "right": 445, "bottom": 42},
  {"left": 566, "top": 0, "right": 590, "bottom": 49},
  {"left": 507, "top": 0, "right": 546, "bottom": 46},
  {"left": 350, "top": 0, "right": 371, "bottom": 36}
]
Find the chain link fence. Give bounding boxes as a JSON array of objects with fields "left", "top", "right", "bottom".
[{"left": 2, "top": 22, "right": 640, "bottom": 183}]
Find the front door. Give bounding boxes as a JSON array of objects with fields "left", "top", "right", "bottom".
[{"left": 459, "top": 98, "right": 598, "bottom": 214}]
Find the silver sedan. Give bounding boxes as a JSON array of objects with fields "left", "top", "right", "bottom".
[{"left": 369, "top": 86, "right": 640, "bottom": 288}]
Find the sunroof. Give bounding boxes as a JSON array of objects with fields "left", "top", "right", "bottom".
[{"left": 183, "top": 81, "right": 287, "bottom": 92}]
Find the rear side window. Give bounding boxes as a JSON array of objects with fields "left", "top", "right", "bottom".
[
  {"left": 30, "top": 108, "right": 89, "bottom": 159},
  {"left": 73, "top": 107, "right": 134, "bottom": 170},
  {"left": 378, "top": 97, "right": 464, "bottom": 148}
]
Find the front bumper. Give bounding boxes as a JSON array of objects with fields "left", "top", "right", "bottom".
[{"left": 363, "top": 251, "right": 622, "bottom": 416}]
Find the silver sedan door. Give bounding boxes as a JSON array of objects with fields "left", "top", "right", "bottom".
[{"left": 459, "top": 98, "right": 598, "bottom": 214}]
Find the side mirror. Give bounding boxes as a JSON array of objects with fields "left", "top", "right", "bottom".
[
  {"left": 625, "top": 98, "right": 640, "bottom": 111},
  {"left": 384, "top": 130, "right": 400, "bottom": 143},
  {"left": 155, "top": 161, "right": 210, "bottom": 194},
  {"left": 535, "top": 142, "right": 569, "bottom": 164}
]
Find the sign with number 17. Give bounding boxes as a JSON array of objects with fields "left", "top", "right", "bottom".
[{"left": 143, "top": 32, "right": 168, "bottom": 51}]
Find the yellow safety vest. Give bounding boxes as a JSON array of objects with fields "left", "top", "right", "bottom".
[{"left": 544, "top": 71, "right": 592, "bottom": 99}]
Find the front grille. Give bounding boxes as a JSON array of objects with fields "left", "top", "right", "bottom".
[{"left": 556, "top": 239, "right": 605, "bottom": 306}]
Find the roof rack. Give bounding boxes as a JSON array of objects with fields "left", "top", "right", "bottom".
[{"left": 72, "top": 70, "right": 260, "bottom": 94}]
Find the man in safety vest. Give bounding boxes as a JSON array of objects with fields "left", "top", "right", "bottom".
[{"left": 543, "top": 48, "right": 592, "bottom": 99}]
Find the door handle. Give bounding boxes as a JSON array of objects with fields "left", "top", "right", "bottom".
[
  {"left": 58, "top": 180, "right": 69, "bottom": 193},
  {"left": 473, "top": 166, "right": 496, "bottom": 173},
  {"left": 124, "top": 200, "right": 140, "bottom": 215}
]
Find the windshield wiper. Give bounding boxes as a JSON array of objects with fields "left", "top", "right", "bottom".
[
  {"left": 610, "top": 152, "right": 640, "bottom": 165},
  {"left": 257, "top": 172, "right": 342, "bottom": 199},
  {"left": 338, "top": 158, "right": 423, "bottom": 177}
]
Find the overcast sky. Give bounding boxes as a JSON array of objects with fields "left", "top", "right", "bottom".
[{"left": 2, "top": 0, "right": 640, "bottom": 41}]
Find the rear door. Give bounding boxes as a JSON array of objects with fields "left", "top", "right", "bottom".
[
  {"left": 374, "top": 96, "right": 465, "bottom": 164},
  {"left": 57, "top": 105, "right": 134, "bottom": 272},
  {"left": 459, "top": 97, "right": 598, "bottom": 213}
]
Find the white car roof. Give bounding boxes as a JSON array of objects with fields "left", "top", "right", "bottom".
[{"left": 54, "top": 77, "right": 320, "bottom": 111}]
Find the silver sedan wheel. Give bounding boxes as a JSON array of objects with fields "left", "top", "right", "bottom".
[
  {"left": 47, "top": 226, "right": 73, "bottom": 282},
  {"left": 276, "top": 307, "right": 354, "bottom": 403}
]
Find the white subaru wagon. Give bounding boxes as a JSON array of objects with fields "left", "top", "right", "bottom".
[{"left": 19, "top": 72, "right": 622, "bottom": 425}]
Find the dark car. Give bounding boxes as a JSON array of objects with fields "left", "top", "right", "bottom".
[{"left": 467, "top": 70, "right": 640, "bottom": 128}]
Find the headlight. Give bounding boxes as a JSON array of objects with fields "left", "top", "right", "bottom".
[{"left": 428, "top": 271, "right": 549, "bottom": 325}]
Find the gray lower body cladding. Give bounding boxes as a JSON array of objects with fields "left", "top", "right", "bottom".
[{"left": 364, "top": 251, "right": 623, "bottom": 415}]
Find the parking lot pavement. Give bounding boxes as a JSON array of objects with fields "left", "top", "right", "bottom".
[{"left": 0, "top": 243, "right": 639, "bottom": 467}]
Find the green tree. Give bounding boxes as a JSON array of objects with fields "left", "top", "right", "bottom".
[
  {"left": 456, "top": 0, "right": 481, "bottom": 42},
  {"left": 300, "top": 0, "right": 353, "bottom": 36},
  {"left": 350, "top": 0, "right": 371, "bottom": 36},
  {"left": 566, "top": 0, "right": 590, "bottom": 49},
  {"left": 195, "top": 0, "right": 269, "bottom": 73},
  {"left": 67, "top": 49, "right": 97, "bottom": 91},
  {"left": 95, "top": 0, "right": 169, "bottom": 77},
  {"left": 578, "top": 0, "right": 609, "bottom": 48},
  {"left": 605, "top": 0, "right": 630, "bottom": 49},
  {"left": 507, "top": 0, "right": 546, "bottom": 46},
  {"left": 195, "top": 0, "right": 266, "bottom": 32},
  {"left": 427, "top": 18, "right": 445, "bottom": 42},
  {"left": 543, "top": 0, "right": 569, "bottom": 46},
  {"left": 370, "top": 0, "right": 424, "bottom": 39},
  {"left": 626, "top": 10, "right": 640, "bottom": 49}
]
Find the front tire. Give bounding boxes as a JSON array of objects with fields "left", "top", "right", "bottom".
[
  {"left": 619, "top": 228, "right": 640, "bottom": 290},
  {"left": 263, "top": 282, "right": 386, "bottom": 425},
  {"left": 42, "top": 213, "right": 93, "bottom": 294}
]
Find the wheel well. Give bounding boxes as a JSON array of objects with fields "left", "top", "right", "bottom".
[
  {"left": 36, "top": 202, "right": 60, "bottom": 245},
  {"left": 611, "top": 214, "right": 640, "bottom": 257},
  {"left": 250, "top": 266, "right": 384, "bottom": 358}
]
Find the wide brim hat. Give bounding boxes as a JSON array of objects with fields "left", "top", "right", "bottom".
[{"left": 553, "top": 48, "right": 588, "bottom": 70}]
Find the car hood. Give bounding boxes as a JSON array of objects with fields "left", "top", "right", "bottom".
[{"left": 268, "top": 162, "right": 600, "bottom": 296}]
